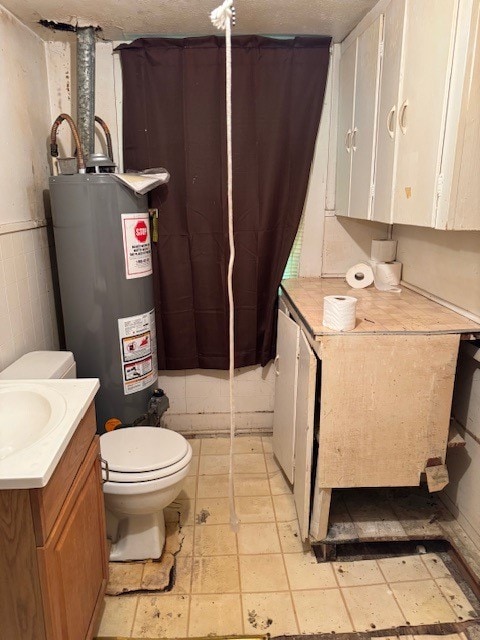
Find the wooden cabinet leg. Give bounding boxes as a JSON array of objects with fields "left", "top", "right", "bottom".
[
  {"left": 313, "top": 542, "right": 337, "bottom": 563},
  {"left": 309, "top": 488, "right": 332, "bottom": 540}
]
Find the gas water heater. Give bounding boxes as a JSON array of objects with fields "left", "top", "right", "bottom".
[{"left": 49, "top": 174, "right": 157, "bottom": 432}]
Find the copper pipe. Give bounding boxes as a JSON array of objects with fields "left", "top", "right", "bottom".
[
  {"left": 50, "top": 113, "right": 86, "bottom": 173},
  {"left": 95, "top": 115, "right": 114, "bottom": 162}
]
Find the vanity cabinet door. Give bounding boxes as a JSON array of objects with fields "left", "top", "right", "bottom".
[
  {"left": 37, "top": 438, "right": 108, "bottom": 640},
  {"left": 293, "top": 330, "right": 317, "bottom": 541},
  {"left": 273, "top": 309, "right": 300, "bottom": 484}
]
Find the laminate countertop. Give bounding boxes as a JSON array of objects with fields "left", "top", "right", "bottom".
[{"left": 281, "top": 277, "right": 480, "bottom": 338}]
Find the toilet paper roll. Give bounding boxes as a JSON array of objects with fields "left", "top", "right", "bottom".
[
  {"left": 374, "top": 261, "right": 402, "bottom": 287},
  {"left": 371, "top": 239, "right": 397, "bottom": 263},
  {"left": 323, "top": 295, "right": 357, "bottom": 331},
  {"left": 346, "top": 262, "right": 374, "bottom": 289}
]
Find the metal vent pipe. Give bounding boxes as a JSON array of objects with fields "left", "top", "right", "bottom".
[{"left": 77, "top": 27, "right": 96, "bottom": 157}]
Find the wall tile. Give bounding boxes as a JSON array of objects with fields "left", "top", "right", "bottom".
[
  {"left": 159, "top": 363, "right": 275, "bottom": 433},
  {"left": 0, "top": 227, "right": 59, "bottom": 372}
]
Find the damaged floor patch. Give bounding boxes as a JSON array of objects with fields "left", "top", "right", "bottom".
[
  {"left": 248, "top": 609, "right": 273, "bottom": 630},
  {"left": 106, "top": 518, "right": 184, "bottom": 595},
  {"left": 196, "top": 508, "right": 210, "bottom": 524}
]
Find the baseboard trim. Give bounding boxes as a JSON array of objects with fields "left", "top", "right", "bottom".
[
  {"left": 440, "top": 491, "right": 480, "bottom": 551},
  {"left": 162, "top": 411, "right": 273, "bottom": 436}
]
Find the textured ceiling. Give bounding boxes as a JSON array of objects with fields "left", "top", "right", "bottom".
[{"left": 4, "top": 0, "right": 377, "bottom": 42}]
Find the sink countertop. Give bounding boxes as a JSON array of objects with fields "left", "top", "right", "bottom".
[{"left": 0, "top": 378, "right": 99, "bottom": 489}]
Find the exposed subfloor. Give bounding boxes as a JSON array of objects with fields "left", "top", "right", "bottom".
[{"left": 96, "top": 436, "right": 479, "bottom": 639}]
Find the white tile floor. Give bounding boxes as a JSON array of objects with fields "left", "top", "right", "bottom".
[{"left": 97, "top": 436, "right": 476, "bottom": 639}]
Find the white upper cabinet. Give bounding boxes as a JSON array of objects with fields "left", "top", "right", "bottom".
[
  {"left": 338, "top": 0, "right": 480, "bottom": 230},
  {"left": 437, "top": 0, "right": 480, "bottom": 230},
  {"left": 336, "top": 17, "right": 383, "bottom": 220},
  {"left": 336, "top": 40, "right": 357, "bottom": 218},
  {"left": 392, "top": 0, "right": 458, "bottom": 227},
  {"left": 373, "top": 0, "right": 406, "bottom": 223}
]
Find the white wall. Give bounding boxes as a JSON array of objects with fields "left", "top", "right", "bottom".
[
  {"left": 0, "top": 5, "right": 59, "bottom": 372},
  {"left": 0, "top": 6, "right": 51, "bottom": 230},
  {"left": 393, "top": 225, "right": 480, "bottom": 318},
  {"left": 322, "top": 216, "right": 389, "bottom": 275},
  {"left": 445, "top": 343, "right": 480, "bottom": 549},
  {"left": 392, "top": 223, "right": 480, "bottom": 546},
  {"left": 159, "top": 365, "right": 275, "bottom": 435}
]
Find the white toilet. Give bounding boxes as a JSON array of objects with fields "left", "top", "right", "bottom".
[
  {"left": 101, "top": 427, "right": 192, "bottom": 561},
  {"left": 0, "top": 350, "right": 192, "bottom": 562}
]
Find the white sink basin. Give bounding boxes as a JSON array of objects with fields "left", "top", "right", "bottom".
[
  {"left": 0, "top": 384, "right": 67, "bottom": 460},
  {"left": 0, "top": 378, "right": 99, "bottom": 488}
]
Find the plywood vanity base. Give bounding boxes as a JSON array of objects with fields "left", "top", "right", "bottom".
[
  {"left": 317, "top": 333, "right": 459, "bottom": 487},
  {"left": 0, "top": 402, "right": 108, "bottom": 640}
]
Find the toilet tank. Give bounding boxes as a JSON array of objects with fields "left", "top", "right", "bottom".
[{"left": 0, "top": 351, "right": 76, "bottom": 379}]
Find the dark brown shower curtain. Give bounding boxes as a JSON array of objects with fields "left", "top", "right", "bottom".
[{"left": 119, "top": 35, "right": 330, "bottom": 370}]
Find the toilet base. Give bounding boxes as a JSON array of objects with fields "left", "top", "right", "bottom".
[{"left": 108, "top": 510, "right": 166, "bottom": 562}]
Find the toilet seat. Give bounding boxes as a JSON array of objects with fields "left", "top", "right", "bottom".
[{"left": 100, "top": 427, "right": 192, "bottom": 483}]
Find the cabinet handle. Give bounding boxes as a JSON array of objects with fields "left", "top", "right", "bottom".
[
  {"left": 387, "top": 105, "right": 396, "bottom": 139},
  {"left": 345, "top": 129, "right": 352, "bottom": 153},
  {"left": 351, "top": 127, "right": 358, "bottom": 151},
  {"left": 274, "top": 354, "right": 280, "bottom": 376},
  {"left": 399, "top": 100, "right": 408, "bottom": 134}
]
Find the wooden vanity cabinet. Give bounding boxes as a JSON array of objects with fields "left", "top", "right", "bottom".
[{"left": 0, "top": 402, "right": 108, "bottom": 640}]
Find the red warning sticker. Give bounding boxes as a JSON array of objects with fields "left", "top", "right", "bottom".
[{"left": 121, "top": 213, "right": 152, "bottom": 279}]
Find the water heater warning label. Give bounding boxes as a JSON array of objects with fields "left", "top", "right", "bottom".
[
  {"left": 118, "top": 309, "right": 158, "bottom": 395},
  {"left": 121, "top": 212, "right": 153, "bottom": 279}
]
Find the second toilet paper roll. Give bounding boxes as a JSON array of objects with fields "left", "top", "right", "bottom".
[
  {"left": 323, "top": 295, "right": 357, "bottom": 331},
  {"left": 374, "top": 261, "right": 402, "bottom": 287},
  {"left": 346, "top": 262, "right": 374, "bottom": 289}
]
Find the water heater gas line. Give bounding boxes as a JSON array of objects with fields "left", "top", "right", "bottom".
[{"left": 210, "top": 0, "right": 239, "bottom": 533}]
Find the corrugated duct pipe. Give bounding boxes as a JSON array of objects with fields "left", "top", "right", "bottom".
[{"left": 77, "top": 26, "right": 96, "bottom": 157}]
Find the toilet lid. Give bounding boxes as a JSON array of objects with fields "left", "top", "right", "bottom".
[
  {"left": 100, "top": 427, "right": 189, "bottom": 473},
  {"left": 103, "top": 444, "right": 192, "bottom": 483}
]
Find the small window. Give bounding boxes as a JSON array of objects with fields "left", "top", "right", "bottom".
[{"left": 283, "top": 215, "right": 305, "bottom": 279}]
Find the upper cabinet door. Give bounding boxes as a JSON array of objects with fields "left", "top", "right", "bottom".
[
  {"left": 373, "top": 0, "right": 406, "bottom": 223},
  {"left": 393, "top": 0, "right": 458, "bottom": 226},
  {"left": 349, "top": 15, "right": 384, "bottom": 220},
  {"left": 438, "top": 0, "right": 480, "bottom": 230},
  {"left": 335, "top": 40, "right": 357, "bottom": 218},
  {"left": 273, "top": 309, "right": 300, "bottom": 484}
]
